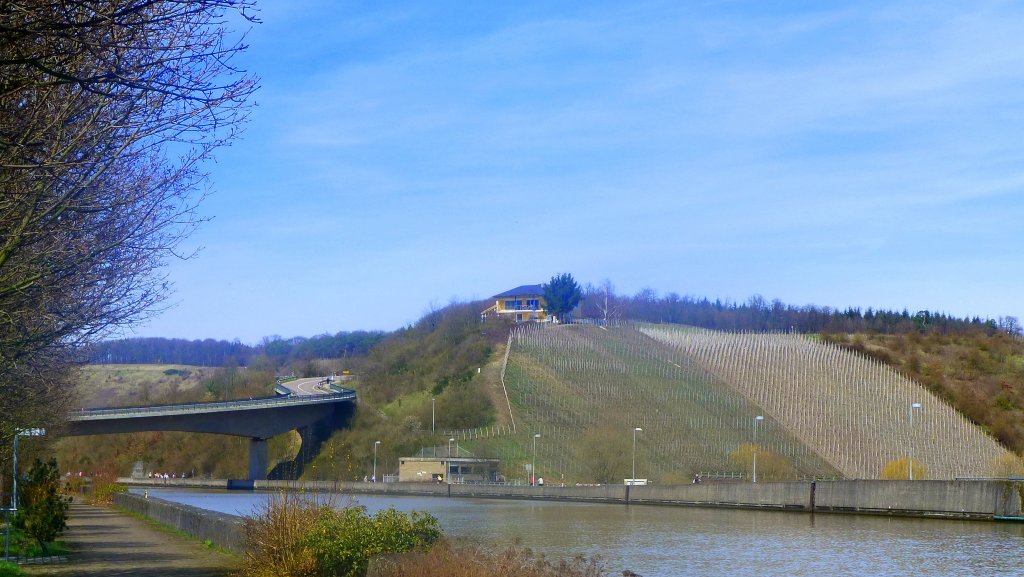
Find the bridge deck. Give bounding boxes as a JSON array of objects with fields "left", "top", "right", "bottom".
[{"left": 69, "top": 389, "right": 356, "bottom": 421}]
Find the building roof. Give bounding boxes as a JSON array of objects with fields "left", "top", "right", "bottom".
[{"left": 493, "top": 284, "right": 544, "bottom": 298}]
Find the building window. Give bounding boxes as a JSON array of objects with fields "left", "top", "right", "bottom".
[
  {"left": 504, "top": 299, "right": 522, "bottom": 310},
  {"left": 526, "top": 299, "right": 539, "bottom": 310}
]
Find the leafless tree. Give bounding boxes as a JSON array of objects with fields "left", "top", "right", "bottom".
[{"left": 0, "top": 1, "right": 258, "bottom": 472}]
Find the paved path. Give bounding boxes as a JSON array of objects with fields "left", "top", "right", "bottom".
[{"left": 24, "top": 501, "right": 238, "bottom": 577}]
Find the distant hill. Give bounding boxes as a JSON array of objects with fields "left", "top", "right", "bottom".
[
  {"left": 87, "top": 331, "right": 385, "bottom": 366},
  {"left": 75, "top": 364, "right": 215, "bottom": 408}
]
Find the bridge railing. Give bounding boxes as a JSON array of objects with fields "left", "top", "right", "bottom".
[{"left": 70, "top": 388, "right": 356, "bottom": 420}]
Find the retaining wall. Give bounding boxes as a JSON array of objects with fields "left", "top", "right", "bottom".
[
  {"left": 629, "top": 481, "right": 813, "bottom": 510},
  {"left": 117, "top": 478, "right": 1024, "bottom": 521},
  {"left": 113, "top": 492, "right": 247, "bottom": 554},
  {"left": 813, "top": 480, "right": 1024, "bottom": 519}
]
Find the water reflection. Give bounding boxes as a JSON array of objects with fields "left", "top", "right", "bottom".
[{"left": 136, "top": 488, "right": 1024, "bottom": 576}]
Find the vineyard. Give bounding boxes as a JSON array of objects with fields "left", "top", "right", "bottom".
[{"left": 488, "top": 323, "right": 1018, "bottom": 482}]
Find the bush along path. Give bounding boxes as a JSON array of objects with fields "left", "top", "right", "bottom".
[{"left": 22, "top": 499, "right": 237, "bottom": 577}]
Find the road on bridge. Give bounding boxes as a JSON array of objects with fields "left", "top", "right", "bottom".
[{"left": 278, "top": 376, "right": 335, "bottom": 396}]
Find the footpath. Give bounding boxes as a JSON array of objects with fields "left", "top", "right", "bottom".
[{"left": 23, "top": 500, "right": 238, "bottom": 577}]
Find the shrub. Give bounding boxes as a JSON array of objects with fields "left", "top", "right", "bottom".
[
  {"left": 237, "top": 493, "right": 440, "bottom": 577},
  {"left": 303, "top": 506, "right": 440, "bottom": 577},
  {"left": 990, "top": 453, "right": 1024, "bottom": 478},
  {"left": 90, "top": 480, "right": 127, "bottom": 505},
  {"left": 880, "top": 458, "right": 927, "bottom": 480},
  {"left": 372, "top": 539, "right": 611, "bottom": 577},
  {"left": 729, "top": 443, "right": 795, "bottom": 481},
  {"left": 239, "top": 492, "right": 324, "bottom": 577},
  {"left": 0, "top": 561, "right": 22, "bottom": 577},
  {"left": 13, "top": 459, "right": 71, "bottom": 553}
]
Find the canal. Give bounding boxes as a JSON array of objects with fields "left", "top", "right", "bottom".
[{"left": 135, "top": 488, "right": 1024, "bottom": 576}]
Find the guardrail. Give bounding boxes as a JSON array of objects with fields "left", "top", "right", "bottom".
[{"left": 70, "top": 388, "right": 356, "bottom": 420}]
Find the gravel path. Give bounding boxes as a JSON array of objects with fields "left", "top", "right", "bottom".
[{"left": 24, "top": 501, "right": 239, "bottom": 577}]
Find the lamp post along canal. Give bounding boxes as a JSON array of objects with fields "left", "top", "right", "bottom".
[
  {"left": 753, "top": 415, "right": 764, "bottom": 483},
  {"left": 909, "top": 402, "right": 922, "bottom": 480},
  {"left": 373, "top": 440, "right": 380, "bottom": 482},
  {"left": 532, "top": 433, "right": 541, "bottom": 486},
  {"left": 448, "top": 437, "right": 455, "bottom": 485},
  {"left": 632, "top": 427, "right": 642, "bottom": 483},
  {"left": 6, "top": 428, "right": 46, "bottom": 561}
]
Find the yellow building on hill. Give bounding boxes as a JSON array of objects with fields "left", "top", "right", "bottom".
[{"left": 480, "top": 284, "right": 548, "bottom": 322}]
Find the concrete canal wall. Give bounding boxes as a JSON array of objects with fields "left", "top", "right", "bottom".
[
  {"left": 113, "top": 491, "right": 247, "bottom": 554},
  {"left": 119, "top": 477, "right": 1024, "bottom": 521},
  {"left": 813, "top": 480, "right": 1024, "bottom": 519}
]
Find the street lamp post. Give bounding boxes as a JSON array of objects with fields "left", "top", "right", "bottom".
[
  {"left": 532, "top": 434, "right": 541, "bottom": 486},
  {"left": 909, "top": 402, "right": 922, "bottom": 480},
  {"left": 752, "top": 415, "right": 764, "bottom": 483},
  {"left": 6, "top": 428, "right": 46, "bottom": 561},
  {"left": 632, "top": 427, "right": 642, "bottom": 484},
  {"left": 372, "top": 441, "right": 380, "bottom": 482},
  {"left": 431, "top": 398, "right": 436, "bottom": 435},
  {"left": 447, "top": 438, "right": 455, "bottom": 485}
]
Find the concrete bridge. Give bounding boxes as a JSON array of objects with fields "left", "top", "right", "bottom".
[{"left": 67, "top": 380, "right": 356, "bottom": 481}]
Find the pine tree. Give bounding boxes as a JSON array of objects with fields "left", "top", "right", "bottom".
[{"left": 542, "top": 273, "right": 582, "bottom": 323}]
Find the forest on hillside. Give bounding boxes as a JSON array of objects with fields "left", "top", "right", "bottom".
[
  {"left": 580, "top": 286, "right": 1021, "bottom": 336},
  {"left": 89, "top": 331, "right": 385, "bottom": 366},
  {"left": 86, "top": 288, "right": 1020, "bottom": 367}
]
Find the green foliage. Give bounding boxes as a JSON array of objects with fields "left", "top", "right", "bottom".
[
  {"left": 542, "top": 273, "right": 582, "bottom": 322},
  {"left": 575, "top": 424, "right": 630, "bottom": 484},
  {"left": 239, "top": 494, "right": 440, "bottom": 577},
  {"left": 0, "top": 561, "right": 22, "bottom": 577},
  {"left": 89, "top": 469, "right": 128, "bottom": 505},
  {"left": 435, "top": 382, "right": 495, "bottom": 429},
  {"left": 303, "top": 506, "right": 441, "bottom": 577},
  {"left": 13, "top": 458, "right": 71, "bottom": 552},
  {"left": 360, "top": 301, "right": 499, "bottom": 405}
]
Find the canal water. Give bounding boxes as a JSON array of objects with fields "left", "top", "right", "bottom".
[{"left": 135, "top": 488, "right": 1024, "bottom": 576}]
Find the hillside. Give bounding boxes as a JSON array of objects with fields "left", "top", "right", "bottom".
[
  {"left": 498, "top": 324, "right": 837, "bottom": 482},
  {"left": 477, "top": 323, "right": 1019, "bottom": 483},
  {"left": 823, "top": 331, "right": 1024, "bottom": 452},
  {"left": 75, "top": 364, "right": 216, "bottom": 408},
  {"left": 641, "top": 325, "right": 1015, "bottom": 479},
  {"left": 61, "top": 299, "right": 1024, "bottom": 485}
]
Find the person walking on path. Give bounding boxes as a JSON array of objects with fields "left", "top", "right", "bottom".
[{"left": 23, "top": 499, "right": 237, "bottom": 577}]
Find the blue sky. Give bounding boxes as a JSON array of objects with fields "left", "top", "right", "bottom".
[{"left": 135, "top": 0, "right": 1024, "bottom": 343}]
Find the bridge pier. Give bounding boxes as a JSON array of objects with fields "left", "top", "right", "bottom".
[{"left": 249, "top": 438, "right": 268, "bottom": 481}]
